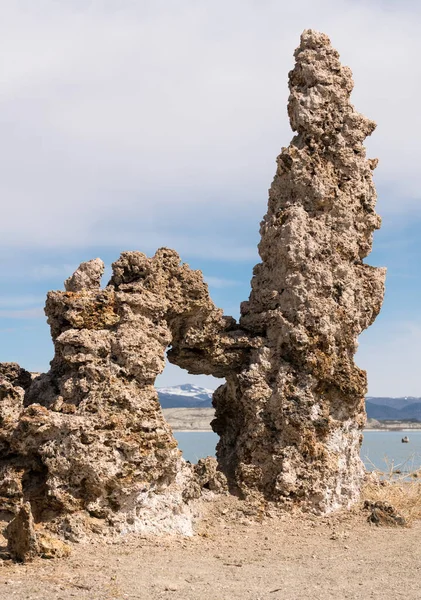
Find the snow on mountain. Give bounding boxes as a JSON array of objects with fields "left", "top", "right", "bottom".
[
  {"left": 157, "top": 386, "right": 421, "bottom": 418},
  {"left": 157, "top": 384, "right": 214, "bottom": 408},
  {"left": 366, "top": 396, "right": 421, "bottom": 409},
  {"left": 157, "top": 383, "right": 214, "bottom": 397}
]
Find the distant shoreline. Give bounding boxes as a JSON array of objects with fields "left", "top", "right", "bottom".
[
  {"left": 172, "top": 428, "right": 421, "bottom": 433},
  {"left": 364, "top": 428, "right": 421, "bottom": 432},
  {"left": 174, "top": 429, "right": 214, "bottom": 433},
  {"left": 163, "top": 408, "right": 421, "bottom": 433}
]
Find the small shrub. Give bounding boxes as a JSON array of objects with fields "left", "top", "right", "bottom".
[{"left": 362, "top": 456, "right": 421, "bottom": 526}]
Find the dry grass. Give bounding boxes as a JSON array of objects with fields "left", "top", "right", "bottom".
[{"left": 362, "top": 456, "right": 421, "bottom": 525}]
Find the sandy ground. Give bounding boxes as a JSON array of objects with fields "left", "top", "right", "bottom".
[
  {"left": 162, "top": 407, "right": 214, "bottom": 431},
  {"left": 1, "top": 496, "right": 420, "bottom": 600}
]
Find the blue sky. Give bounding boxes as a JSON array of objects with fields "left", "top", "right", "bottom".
[{"left": 1, "top": 0, "right": 421, "bottom": 395}]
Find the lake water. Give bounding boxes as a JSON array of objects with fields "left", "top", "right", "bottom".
[{"left": 174, "top": 430, "right": 421, "bottom": 473}]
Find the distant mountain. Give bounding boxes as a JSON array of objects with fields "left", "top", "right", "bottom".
[
  {"left": 157, "top": 386, "right": 421, "bottom": 420},
  {"left": 366, "top": 396, "right": 421, "bottom": 410},
  {"left": 157, "top": 384, "right": 214, "bottom": 408},
  {"left": 366, "top": 401, "right": 421, "bottom": 421},
  {"left": 366, "top": 402, "right": 400, "bottom": 420}
]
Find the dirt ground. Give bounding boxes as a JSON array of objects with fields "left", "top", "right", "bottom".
[
  {"left": 162, "top": 407, "right": 214, "bottom": 431},
  {"left": 0, "top": 496, "right": 420, "bottom": 600}
]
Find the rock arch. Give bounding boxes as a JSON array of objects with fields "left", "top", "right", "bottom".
[{"left": 1, "top": 249, "right": 253, "bottom": 541}]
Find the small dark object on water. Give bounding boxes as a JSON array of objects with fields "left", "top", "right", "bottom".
[{"left": 402, "top": 436, "right": 409, "bottom": 443}]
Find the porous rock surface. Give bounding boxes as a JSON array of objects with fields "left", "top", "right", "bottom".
[
  {"left": 0, "top": 363, "right": 33, "bottom": 516},
  {"left": 0, "top": 29, "right": 384, "bottom": 558},
  {"left": 0, "top": 250, "right": 246, "bottom": 551},
  {"left": 212, "top": 30, "right": 385, "bottom": 512},
  {"left": 5, "top": 502, "right": 39, "bottom": 562},
  {"left": 0, "top": 363, "right": 32, "bottom": 447}
]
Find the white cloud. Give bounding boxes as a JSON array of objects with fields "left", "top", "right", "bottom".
[
  {"left": 203, "top": 276, "right": 241, "bottom": 288},
  {"left": 0, "top": 295, "right": 43, "bottom": 307},
  {"left": 0, "top": 294, "right": 44, "bottom": 318},
  {"left": 29, "top": 264, "right": 77, "bottom": 281},
  {"left": 0, "top": 1, "right": 420, "bottom": 254},
  {"left": 0, "top": 261, "right": 78, "bottom": 282},
  {"left": 0, "top": 308, "right": 44, "bottom": 319},
  {"left": 2, "top": 1, "right": 421, "bottom": 393}
]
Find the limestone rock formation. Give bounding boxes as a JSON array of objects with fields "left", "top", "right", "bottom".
[
  {"left": 0, "top": 364, "right": 32, "bottom": 444},
  {"left": 1, "top": 250, "right": 238, "bottom": 543},
  {"left": 5, "top": 502, "right": 39, "bottom": 562},
  {"left": 212, "top": 30, "right": 385, "bottom": 512},
  {"left": 0, "top": 29, "right": 385, "bottom": 557},
  {"left": 0, "top": 364, "right": 33, "bottom": 516}
]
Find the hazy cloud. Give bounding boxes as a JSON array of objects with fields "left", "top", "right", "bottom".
[
  {"left": 203, "top": 276, "right": 241, "bottom": 288},
  {"left": 1, "top": 0, "right": 420, "bottom": 255},
  {"left": 29, "top": 264, "right": 77, "bottom": 280},
  {"left": 0, "top": 308, "right": 44, "bottom": 319},
  {"left": 0, "top": 295, "right": 43, "bottom": 307},
  {"left": 1, "top": 1, "right": 421, "bottom": 394}
]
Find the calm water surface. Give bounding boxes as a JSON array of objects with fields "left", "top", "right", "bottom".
[{"left": 174, "top": 431, "right": 421, "bottom": 472}]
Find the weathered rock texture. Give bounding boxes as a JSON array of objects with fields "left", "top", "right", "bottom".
[
  {"left": 0, "top": 29, "right": 384, "bottom": 556},
  {"left": 0, "top": 364, "right": 33, "bottom": 516},
  {"left": 5, "top": 502, "right": 40, "bottom": 562},
  {"left": 1, "top": 250, "right": 243, "bottom": 545},
  {"left": 0, "top": 364, "right": 32, "bottom": 443},
  {"left": 212, "top": 30, "right": 385, "bottom": 512}
]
